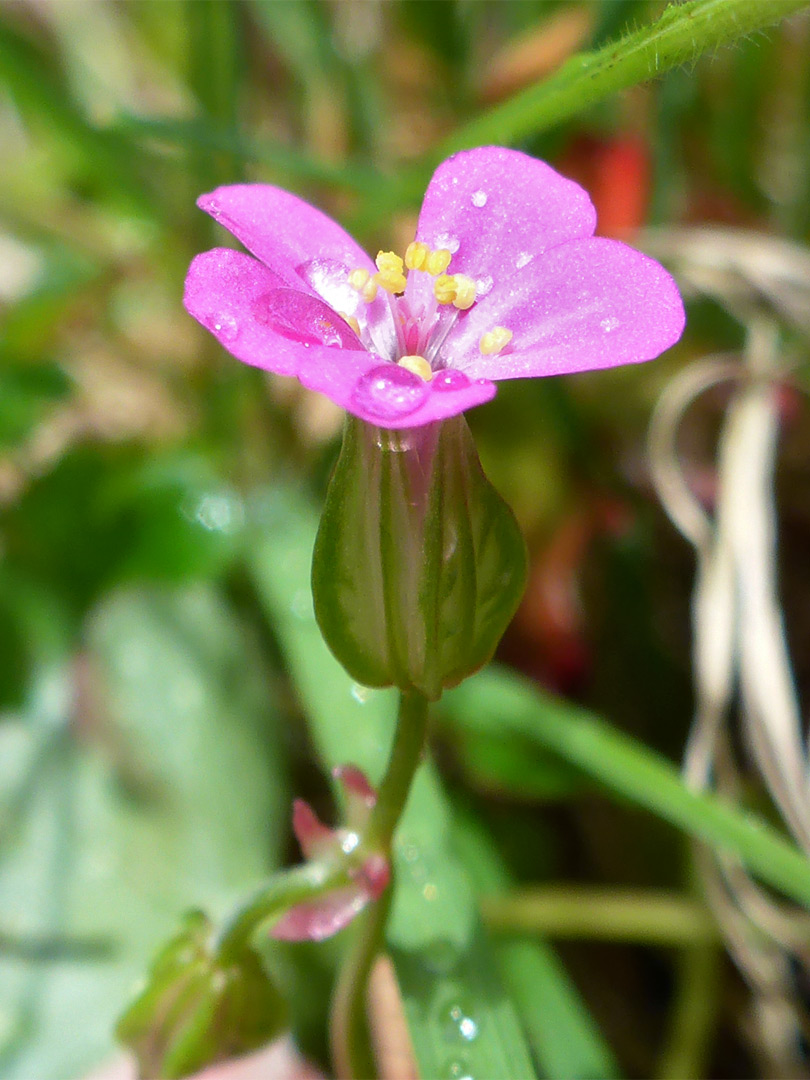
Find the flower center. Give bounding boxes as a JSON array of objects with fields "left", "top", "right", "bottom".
[{"left": 347, "top": 242, "right": 512, "bottom": 374}]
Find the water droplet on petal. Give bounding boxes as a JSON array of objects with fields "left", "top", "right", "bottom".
[
  {"left": 207, "top": 199, "right": 221, "bottom": 217},
  {"left": 208, "top": 313, "right": 239, "bottom": 341},
  {"left": 600, "top": 316, "right": 620, "bottom": 333},
  {"left": 434, "top": 232, "right": 460, "bottom": 255},
  {"left": 471, "top": 190, "right": 487, "bottom": 208},
  {"left": 476, "top": 275, "right": 493, "bottom": 296},
  {"left": 515, "top": 252, "right": 533, "bottom": 270},
  {"left": 351, "top": 365, "right": 429, "bottom": 421},
  {"left": 433, "top": 370, "right": 470, "bottom": 392}
]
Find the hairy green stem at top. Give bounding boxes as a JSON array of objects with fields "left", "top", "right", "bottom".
[
  {"left": 445, "top": 0, "right": 809, "bottom": 152},
  {"left": 352, "top": 0, "right": 809, "bottom": 231},
  {"left": 330, "top": 690, "right": 431, "bottom": 1080}
]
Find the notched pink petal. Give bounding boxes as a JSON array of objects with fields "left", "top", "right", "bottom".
[
  {"left": 198, "top": 184, "right": 376, "bottom": 287},
  {"left": 269, "top": 885, "right": 370, "bottom": 942},
  {"left": 292, "top": 799, "right": 336, "bottom": 861},
  {"left": 256, "top": 288, "right": 362, "bottom": 350},
  {"left": 455, "top": 237, "right": 685, "bottom": 380},
  {"left": 413, "top": 147, "right": 597, "bottom": 319}
]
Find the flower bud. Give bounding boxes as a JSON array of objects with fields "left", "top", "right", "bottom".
[
  {"left": 117, "top": 910, "right": 286, "bottom": 1079},
  {"left": 312, "top": 416, "right": 527, "bottom": 700}
]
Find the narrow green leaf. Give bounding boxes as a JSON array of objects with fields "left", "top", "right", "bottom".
[
  {"left": 443, "top": 668, "right": 810, "bottom": 909},
  {"left": 452, "top": 807, "right": 619, "bottom": 1080}
]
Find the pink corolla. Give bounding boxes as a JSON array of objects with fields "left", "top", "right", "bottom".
[
  {"left": 270, "top": 765, "right": 389, "bottom": 943},
  {"left": 184, "top": 146, "right": 684, "bottom": 429}
]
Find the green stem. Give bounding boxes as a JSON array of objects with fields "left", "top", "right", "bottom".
[
  {"left": 213, "top": 862, "right": 350, "bottom": 964},
  {"left": 330, "top": 690, "right": 431, "bottom": 1080},
  {"left": 482, "top": 886, "right": 718, "bottom": 946}
]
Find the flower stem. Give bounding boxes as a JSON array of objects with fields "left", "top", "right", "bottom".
[{"left": 330, "top": 690, "right": 430, "bottom": 1080}]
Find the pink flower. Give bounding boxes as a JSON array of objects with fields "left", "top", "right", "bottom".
[
  {"left": 184, "top": 147, "right": 684, "bottom": 429},
  {"left": 270, "top": 766, "right": 390, "bottom": 943}
]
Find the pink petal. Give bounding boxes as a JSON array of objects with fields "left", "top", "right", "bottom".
[
  {"left": 292, "top": 800, "right": 336, "bottom": 861},
  {"left": 333, "top": 765, "right": 377, "bottom": 828},
  {"left": 407, "top": 146, "right": 597, "bottom": 318},
  {"left": 269, "top": 885, "right": 370, "bottom": 942},
  {"left": 450, "top": 237, "right": 685, "bottom": 380},
  {"left": 198, "top": 184, "right": 377, "bottom": 287},
  {"left": 259, "top": 288, "right": 362, "bottom": 350},
  {"left": 335, "top": 364, "right": 497, "bottom": 429},
  {"left": 184, "top": 247, "right": 374, "bottom": 379}
]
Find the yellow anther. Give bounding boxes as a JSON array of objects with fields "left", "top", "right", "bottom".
[
  {"left": 433, "top": 274, "right": 458, "bottom": 305},
  {"left": 425, "top": 248, "right": 452, "bottom": 276},
  {"left": 374, "top": 252, "right": 406, "bottom": 294},
  {"left": 348, "top": 268, "right": 378, "bottom": 302},
  {"left": 339, "top": 312, "right": 361, "bottom": 336},
  {"left": 405, "top": 241, "right": 430, "bottom": 271},
  {"left": 398, "top": 354, "right": 433, "bottom": 381},
  {"left": 452, "top": 274, "right": 477, "bottom": 310},
  {"left": 479, "top": 326, "right": 513, "bottom": 355}
]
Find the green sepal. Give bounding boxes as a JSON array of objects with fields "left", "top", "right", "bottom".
[
  {"left": 312, "top": 415, "right": 528, "bottom": 700},
  {"left": 116, "top": 909, "right": 286, "bottom": 1080}
]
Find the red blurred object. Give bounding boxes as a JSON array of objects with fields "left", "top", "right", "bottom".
[
  {"left": 560, "top": 134, "right": 651, "bottom": 237},
  {"left": 503, "top": 499, "right": 634, "bottom": 692}
]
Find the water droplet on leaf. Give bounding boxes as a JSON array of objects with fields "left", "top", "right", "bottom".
[
  {"left": 440, "top": 997, "right": 481, "bottom": 1044},
  {"left": 350, "top": 683, "right": 372, "bottom": 704}
]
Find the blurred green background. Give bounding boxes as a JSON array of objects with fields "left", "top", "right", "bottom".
[{"left": 1, "top": 1, "right": 810, "bottom": 1078}]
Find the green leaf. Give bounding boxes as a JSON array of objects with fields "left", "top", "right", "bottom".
[
  {"left": 246, "top": 486, "right": 537, "bottom": 1080},
  {"left": 452, "top": 806, "right": 620, "bottom": 1080},
  {"left": 0, "top": 587, "right": 287, "bottom": 1080},
  {"left": 443, "top": 668, "right": 810, "bottom": 909}
]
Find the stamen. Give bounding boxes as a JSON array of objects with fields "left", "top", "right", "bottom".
[
  {"left": 425, "top": 248, "right": 452, "bottom": 276},
  {"left": 434, "top": 274, "right": 458, "bottom": 305},
  {"left": 398, "top": 354, "right": 433, "bottom": 381},
  {"left": 405, "top": 241, "right": 430, "bottom": 271},
  {"left": 479, "top": 326, "right": 513, "bottom": 355},
  {"left": 433, "top": 273, "right": 477, "bottom": 310},
  {"left": 374, "top": 251, "right": 407, "bottom": 294},
  {"left": 452, "top": 274, "right": 477, "bottom": 310},
  {"left": 348, "top": 268, "right": 378, "bottom": 303}
]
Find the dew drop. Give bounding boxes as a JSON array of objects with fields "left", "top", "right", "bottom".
[
  {"left": 600, "top": 316, "right": 620, "bottom": 333},
  {"left": 471, "top": 189, "right": 487, "bottom": 208},
  {"left": 208, "top": 313, "right": 239, "bottom": 341},
  {"left": 350, "top": 682, "right": 372, "bottom": 704},
  {"left": 290, "top": 589, "right": 314, "bottom": 621},
  {"left": 440, "top": 998, "right": 480, "bottom": 1044},
  {"left": 476, "top": 275, "right": 493, "bottom": 296},
  {"left": 515, "top": 251, "right": 533, "bottom": 270},
  {"left": 350, "top": 365, "right": 429, "bottom": 421},
  {"left": 433, "top": 232, "right": 460, "bottom": 255},
  {"left": 433, "top": 370, "right": 470, "bottom": 392},
  {"left": 206, "top": 199, "right": 221, "bottom": 217},
  {"left": 442, "top": 1057, "right": 473, "bottom": 1080}
]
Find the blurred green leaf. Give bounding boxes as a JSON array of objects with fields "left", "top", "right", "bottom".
[
  {"left": 443, "top": 668, "right": 810, "bottom": 909},
  {"left": 452, "top": 808, "right": 620, "bottom": 1080},
  {"left": 0, "top": 586, "right": 287, "bottom": 1079}
]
